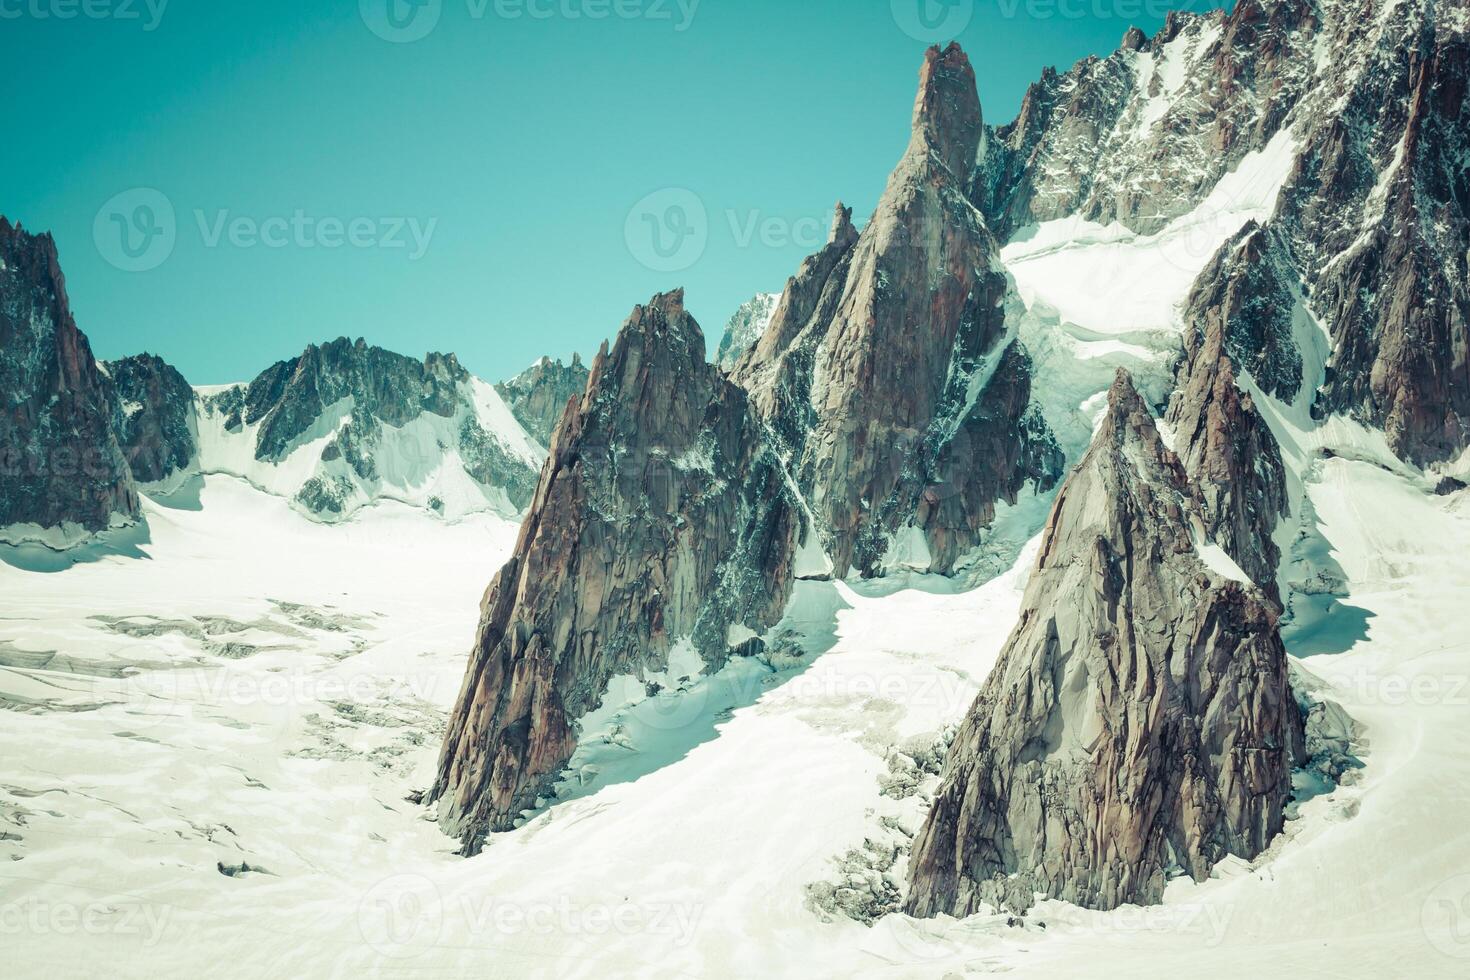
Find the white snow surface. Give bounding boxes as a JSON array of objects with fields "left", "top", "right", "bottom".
[
  {"left": 190, "top": 376, "right": 540, "bottom": 523},
  {"left": 2, "top": 456, "right": 1468, "bottom": 976}
]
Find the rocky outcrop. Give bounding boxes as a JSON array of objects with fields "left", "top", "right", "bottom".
[
  {"left": 496, "top": 353, "right": 590, "bottom": 445},
  {"left": 1182, "top": 222, "right": 1308, "bottom": 404},
  {"left": 196, "top": 338, "right": 542, "bottom": 520},
  {"left": 906, "top": 371, "right": 1303, "bottom": 916},
  {"left": 734, "top": 44, "right": 1062, "bottom": 578},
  {"left": 105, "top": 353, "right": 197, "bottom": 486},
  {"left": 713, "top": 293, "right": 779, "bottom": 371},
  {"left": 430, "top": 290, "right": 801, "bottom": 849},
  {"left": 0, "top": 218, "right": 141, "bottom": 544},
  {"left": 980, "top": 0, "right": 1468, "bottom": 466},
  {"left": 1289, "top": 10, "right": 1469, "bottom": 464},
  {"left": 241, "top": 339, "right": 469, "bottom": 462},
  {"left": 975, "top": 4, "right": 1323, "bottom": 239},
  {"left": 1166, "top": 226, "right": 1294, "bottom": 597}
]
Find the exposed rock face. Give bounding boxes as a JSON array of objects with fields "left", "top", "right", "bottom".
[
  {"left": 0, "top": 218, "right": 141, "bottom": 544},
  {"left": 975, "top": 4, "right": 1323, "bottom": 239},
  {"left": 734, "top": 44, "right": 1062, "bottom": 577},
  {"left": 242, "top": 339, "right": 468, "bottom": 462},
  {"left": 197, "top": 338, "right": 541, "bottom": 520},
  {"left": 1182, "top": 221, "right": 1307, "bottom": 404},
  {"left": 431, "top": 290, "right": 801, "bottom": 849},
  {"left": 981, "top": 0, "right": 1468, "bottom": 466},
  {"left": 906, "top": 371, "right": 1303, "bottom": 916},
  {"left": 1166, "top": 225, "right": 1294, "bottom": 597},
  {"left": 105, "top": 353, "right": 197, "bottom": 486},
  {"left": 496, "top": 353, "right": 590, "bottom": 445},
  {"left": 713, "top": 293, "right": 779, "bottom": 371},
  {"left": 1289, "top": 8, "right": 1470, "bottom": 464}
]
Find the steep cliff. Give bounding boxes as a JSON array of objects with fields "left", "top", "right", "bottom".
[
  {"left": 734, "top": 44, "right": 1062, "bottom": 578},
  {"left": 0, "top": 218, "right": 140, "bottom": 546},
  {"left": 105, "top": 353, "right": 197, "bottom": 487},
  {"left": 430, "top": 290, "right": 801, "bottom": 849},
  {"left": 906, "top": 371, "right": 1303, "bottom": 915}
]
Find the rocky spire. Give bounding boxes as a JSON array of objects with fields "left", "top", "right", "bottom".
[
  {"left": 105, "top": 353, "right": 198, "bottom": 487},
  {"left": 828, "top": 201, "right": 855, "bottom": 245},
  {"left": 910, "top": 42, "right": 983, "bottom": 179},
  {"left": 0, "top": 218, "right": 141, "bottom": 543},
  {"left": 496, "top": 349, "right": 592, "bottom": 445},
  {"left": 906, "top": 370, "right": 1303, "bottom": 915},
  {"left": 430, "top": 290, "right": 801, "bottom": 851},
  {"left": 1166, "top": 223, "right": 1295, "bottom": 600},
  {"left": 733, "top": 42, "right": 1061, "bottom": 578}
]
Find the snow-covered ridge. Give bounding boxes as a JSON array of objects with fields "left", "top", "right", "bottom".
[
  {"left": 189, "top": 346, "right": 542, "bottom": 524},
  {"left": 714, "top": 292, "right": 780, "bottom": 370}
]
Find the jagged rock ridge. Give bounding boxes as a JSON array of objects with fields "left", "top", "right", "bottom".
[
  {"left": 197, "top": 338, "right": 542, "bottom": 520},
  {"left": 906, "top": 371, "right": 1303, "bottom": 915},
  {"left": 713, "top": 293, "right": 779, "bottom": 371},
  {"left": 734, "top": 44, "right": 1063, "bottom": 578},
  {"left": 105, "top": 353, "right": 197, "bottom": 487},
  {"left": 0, "top": 218, "right": 141, "bottom": 545},
  {"left": 1165, "top": 223, "right": 1294, "bottom": 599},
  {"left": 496, "top": 353, "right": 590, "bottom": 445},
  {"left": 430, "top": 290, "right": 801, "bottom": 848},
  {"left": 979, "top": 0, "right": 1469, "bottom": 466}
]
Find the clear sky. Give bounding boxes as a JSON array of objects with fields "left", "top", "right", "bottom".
[{"left": 2, "top": 0, "right": 1227, "bottom": 385}]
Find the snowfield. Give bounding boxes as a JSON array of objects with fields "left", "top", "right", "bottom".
[{"left": 2, "top": 447, "right": 1469, "bottom": 977}]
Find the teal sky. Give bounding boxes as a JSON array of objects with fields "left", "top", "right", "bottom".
[{"left": 3, "top": 0, "right": 1226, "bottom": 385}]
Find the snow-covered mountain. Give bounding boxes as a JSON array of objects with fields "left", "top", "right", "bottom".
[
  {"left": 713, "top": 292, "right": 780, "bottom": 370},
  {"left": 435, "top": 0, "right": 1468, "bottom": 929},
  {"left": 5, "top": 2, "right": 1470, "bottom": 977},
  {"left": 189, "top": 339, "right": 542, "bottom": 522},
  {"left": 494, "top": 352, "right": 590, "bottom": 446},
  {"left": 1, "top": 239, "right": 546, "bottom": 544}
]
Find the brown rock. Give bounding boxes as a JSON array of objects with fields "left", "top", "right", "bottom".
[
  {"left": 906, "top": 371, "right": 1303, "bottom": 916},
  {"left": 430, "top": 290, "right": 800, "bottom": 850}
]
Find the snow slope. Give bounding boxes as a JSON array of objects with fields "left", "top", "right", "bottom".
[
  {"left": 2, "top": 460, "right": 1468, "bottom": 977},
  {"left": 190, "top": 375, "right": 542, "bottom": 523}
]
